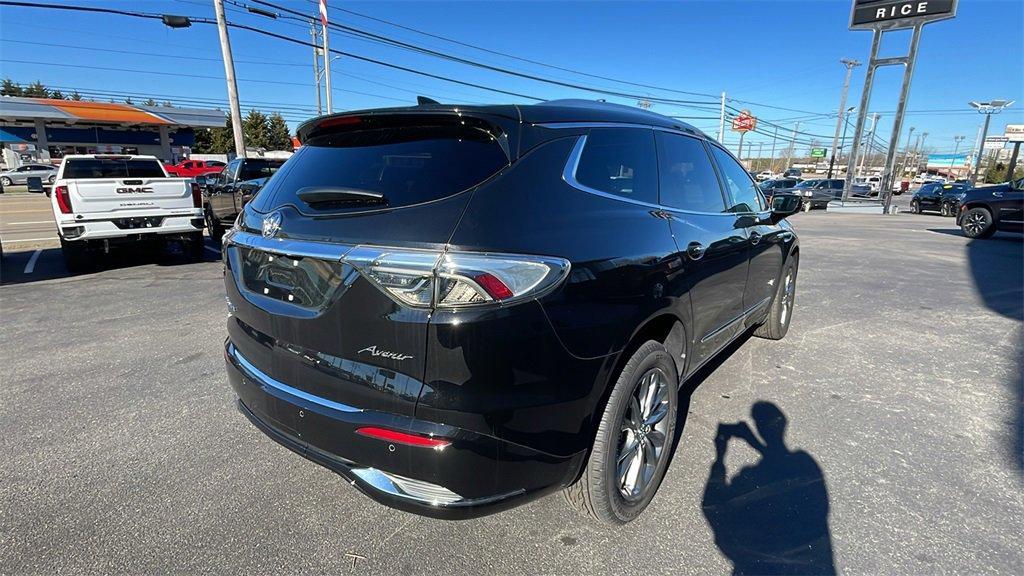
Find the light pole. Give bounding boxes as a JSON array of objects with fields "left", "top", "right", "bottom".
[
  {"left": 970, "top": 100, "right": 1015, "bottom": 183},
  {"left": 951, "top": 135, "right": 965, "bottom": 179},
  {"left": 827, "top": 59, "right": 861, "bottom": 179},
  {"left": 898, "top": 126, "right": 915, "bottom": 181},
  {"left": 837, "top": 109, "right": 854, "bottom": 176}
]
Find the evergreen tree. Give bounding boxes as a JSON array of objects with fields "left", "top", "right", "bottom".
[
  {"left": 48, "top": 90, "right": 65, "bottom": 100},
  {"left": 209, "top": 116, "right": 235, "bottom": 154},
  {"left": 124, "top": 97, "right": 134, "bottom": 105},
  {"left": 266, "top": 112, "right": 293, "bottom": 151},
  {"left": 242, "top": 109, "right": 269, "bottom": 150},
  {"left": 24, "top": 80, "right": 48, "bottom": 97},
  {"left": 161, "top": 101, "right": 174, "bottom": 108},
  {"left": 70, "top": 90, "right": 83, "bottom": 101},
  {"left": 192, "top": 128, "right": 215, "bottom": 154},
  {"left": 1, "top": 78, "right": 23, "bottom": 96},
  {"left": 143, "top": 98, "right": 157, "bottom": 106}
]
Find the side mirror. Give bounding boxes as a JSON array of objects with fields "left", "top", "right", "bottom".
[{"left": 766, "top": 193, "right": 801, "bottom": 224}]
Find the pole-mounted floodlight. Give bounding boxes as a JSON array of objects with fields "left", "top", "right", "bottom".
[
  {"left": 161, "top": 15, "right": 192, "bottom": 28},
  {"left": 970, "top": 100, "right": 1014, "bottom": 183}
]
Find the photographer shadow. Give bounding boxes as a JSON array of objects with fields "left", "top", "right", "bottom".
[{"left": 702, "top": 401, "right": 835, "bottom": 575}]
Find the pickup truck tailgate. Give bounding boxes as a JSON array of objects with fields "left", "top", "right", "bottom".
[{"left": 67, "top": 178, "right": 193, "bottom": 214}]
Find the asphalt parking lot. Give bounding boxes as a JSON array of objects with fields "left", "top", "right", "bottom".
[{"left": 1, "top": 209, "right": 1021, "bottom": 574}]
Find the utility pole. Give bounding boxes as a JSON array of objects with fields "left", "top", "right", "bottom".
[
  {"left": 969, "top": 100, "right": 1014, "bottom": 183},
  {"left": 757, "top": 142, "right": 764, "bottom": 170},
  {"left": 319, "top": 0, "right": 333, "bottom": 114},
  {"left": 785, "top": 122, "right": 799, "bottom": 171},
  {"left": 827, "top": 59, "right": 861, "bottom": 179},
  {"left": 968, "top": 123, "right": 984, "bottom": 179},
  {"left": 951, "top": 135, "right": 965, "bottom": 179},
  {"left": 857, "top": 113, "right": 880, "bottom": 178},
  {"left": 897, "top": 126, "right": 915, "bottom": 182},
  {"left": 769, "top": 126, "right": 778, "bottom": 172},
  {"left": 311, "top": 22, "right": 322, "bottom": 115},
  {"left": 213, "top": 0, "right": 245, "bottom": 157},
  {"left": 917, "top": 131, "right": 929, "bottom": 176},
  {"left": 718, "top": 92, "right": 726, "bottom": 142}
]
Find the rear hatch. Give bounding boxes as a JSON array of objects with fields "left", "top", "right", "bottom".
[
  {"left": 61, "top": 157, "right": 192, "bottom": 215},
  {"left": 224, "top": 111, "right": 516, "bottom": 417}
]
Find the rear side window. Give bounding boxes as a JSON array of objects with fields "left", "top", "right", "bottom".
[
  {"left": 63, "top": 158, "right": 165, "bottom": 179},
  {"left": 655, "top": 132, "right": 724, "bottom": 212},
  {"left": 263, "top": 125, "right": 508, "bottom": 212},
  {"left": 239, "top": 160, "right": 284, "bottom": 182},
  {"left": 575, "top": 128, "right": 657, "bottom": 204}
]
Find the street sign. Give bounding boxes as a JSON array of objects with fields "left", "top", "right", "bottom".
[
  {"left": 984, "top": 136, "right": 1009, "bottom": 150},
  {"left": 850, "top": 0, "right": 957, "bottom": 30},
  {"left": 810, "top": 148, "right": 827, "bottom": 158},
  {"left": 1005, "top": 125, "right": 1024, "bottom": 143},
  {"left": 731, "top": 110, "right": 757, "bottom": 133}
]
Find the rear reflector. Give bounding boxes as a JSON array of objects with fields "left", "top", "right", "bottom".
[
  {"left": 355, "top": 427, "right": 451, "bottom": 450},
  {"left": 473, "top": 272, "right": 514, "bottom": 300},
  {"left": 54, "top": 185, "right": 72, "bottom": 214},
  {"left": 191, "top": 183, "right": 202, "bottom": 208}
]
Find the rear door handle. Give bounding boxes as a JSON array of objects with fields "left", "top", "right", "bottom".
[
  {"left": 993, "top": 192, "right": 1004, "bottom": 198},
  {"left": 750, "top": 231, "right": 762, "bottom": 245},
  {"left": 686, "top": 242, "right": 705, "bottom": 260}
]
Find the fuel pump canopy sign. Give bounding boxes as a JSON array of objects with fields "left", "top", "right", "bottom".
[{"left": 850, "top": 0, "right": 957, "bottom": 30}]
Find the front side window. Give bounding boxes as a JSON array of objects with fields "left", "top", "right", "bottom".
[
  {"left": 709, "top": 145, "right": 764, "bottom": 213},
  {"left": 575, "top": 128, "right": 657, "bottom": 204},
  {"left": 656, "top": 132, "right": 725, "bottom": 212}
]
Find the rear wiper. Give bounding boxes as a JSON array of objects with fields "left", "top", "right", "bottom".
[{"left": 296, "top": 187, "right": 387, "bottom": 206}]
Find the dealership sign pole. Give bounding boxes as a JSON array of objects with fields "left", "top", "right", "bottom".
[
  {"left": 842, "top": 0, "right": 958, "bottom": 212},
  {"left": 731, "top": 110, "right": 756, "bottom": 164}
]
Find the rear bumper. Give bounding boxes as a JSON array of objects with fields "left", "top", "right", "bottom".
[
  {"left": 225, "top": 341, "right": 584, "bottom": 519},
  {"left": 58, "top": 210, "right": 204, "bottom": 241}
]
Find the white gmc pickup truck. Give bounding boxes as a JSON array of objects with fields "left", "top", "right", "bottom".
[{"left": 49, "top": 155, "right": 206, "bottom": 271}]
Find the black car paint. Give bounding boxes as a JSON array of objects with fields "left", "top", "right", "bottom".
[
  {"left": 221, "top": 100, "right": 799, "bottom": 519},
  {"left": 912, "top": 182, "right": 968, "bottom": 214},
  {"left": 956, "top": 179, "right": 1024, "bottom": 233}
]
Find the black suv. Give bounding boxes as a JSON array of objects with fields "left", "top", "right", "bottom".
[
  {"left": 220, "top": 100, "right": 801, "bottom": 524},
  {"left": 957, "top": 178, "right": 1024, "bottom": 238},
  {"left": 911, "top": 182, "right": 969, "bottom": 216}
]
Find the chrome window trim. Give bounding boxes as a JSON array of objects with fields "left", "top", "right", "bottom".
[
  {"left": 561, "top": 134, "right": 734, "bottom": 217},
  {"left": 230, "top": 344, "right": 362, "bottom": 413},
  {"left": 223, "top": 229, "right": 354, "bottom": 261}
]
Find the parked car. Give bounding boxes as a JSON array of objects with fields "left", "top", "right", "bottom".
[
  {"left": 163, "top": 159, "right": 226, "bottom": 178},
  {"left": 220, "top": 100, "right": 802, "bottom": 524},
  {"left": 957, "top": 178, "right": 1024, "bottom": 238},
  {"left": 783, "top": 168, "right": 802, "bottom": 179},
  {"left": 755, "top": 170, "right": 774, "bottom": 181},
  {"left": 758, "top": 178, "right": 800, "bottom": 205},
  {"left": 850, "top": 183, "right": 876, "bottom": 198},
  {"left": 0, "top": 163, "right": 57, "bottom": 186},
  {"left": 788, "top": 178, "right": 845, "bottom": 209},
  {"left": 201, "top": 157, "right": 286, "bottom": 240},
  {"left": 910, "top": 182, "right": 969, "bottom": 216},
  {"left": 49, "top": 154, "right": 204, "bottom": 271}
]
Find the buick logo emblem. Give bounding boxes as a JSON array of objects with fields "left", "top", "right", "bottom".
[{"left": 261, "top": 211, "right": 282, "bottom": 238}]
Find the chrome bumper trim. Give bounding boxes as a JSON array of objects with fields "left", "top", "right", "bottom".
[{"left": 229, "top": 343, "right": 362, "bottom": 413}]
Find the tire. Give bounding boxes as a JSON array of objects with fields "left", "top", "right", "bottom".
[
  {"left": 754, "top": 254, "right": 798, "bottom": 340},
  {"left": 563, "top": 340, "right": 678, "bottom": 525},
  {"left": 802, "top": 200, "right": 811, "bottom": 212},
  {"left": 60, "top": 238, "right": 92, "bottom": 273},
  {"left": 960, "top": 207, "right": 996, "bottom": 239},
  {"left": 205, "top": 206, "right": 224, "bottom": 243},
  {"left": 48, "top": 175, "right": 56, "bottom": 183},
  {"left": 910, "top": 199, "right": 921, "bottom": 214},
  {"left": 186, "top": 232, "right": 205, "bottom": 262},
  {"left": 0, "top": 177, "right": 11, "bottom": 187}
]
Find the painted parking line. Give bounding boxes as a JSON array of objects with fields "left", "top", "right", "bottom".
[
  {"left": 23, "top": 249, "right": 42, "bottom": 274},
  {"left": 3, "top": 220, "right": 55, "bottom": 225},
  {"left": 0, "top": 236, "right": 59, "bottom": 244}
]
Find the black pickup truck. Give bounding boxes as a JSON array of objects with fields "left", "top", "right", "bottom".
[{"left": 201, "top": 157, "right": 286, "bottom": 240}]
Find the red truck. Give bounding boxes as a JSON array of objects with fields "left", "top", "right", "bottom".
[{"left": 163, "top": 159, "right": 226, "bottom": 177}]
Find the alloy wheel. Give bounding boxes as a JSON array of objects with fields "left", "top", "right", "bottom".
[
  {"left": 0, "top": 177, "right": 11, "bottom": 186},
  {"left": 616, "top": 368, "right": 671, "bottom": 501},
  {"left": 963, "top": 211, "right": 989, "bottom": 236},
  {"left": 780, "top": 270, "right": 794, "bottom": 326}
]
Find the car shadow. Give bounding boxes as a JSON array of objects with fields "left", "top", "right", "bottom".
[
  {"left": 929, "top": 227, "right": 1022, "bottom": 471},
  {"left": 0, "top": 240, "right": 220, "bottom": 286},
  {"left": 701, "top": 401, "right": 836, "bottom": 575}
]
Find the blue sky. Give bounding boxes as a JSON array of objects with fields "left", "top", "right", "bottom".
[{"left": 1, "top": 0, "right": 1021, "bottom": 158}]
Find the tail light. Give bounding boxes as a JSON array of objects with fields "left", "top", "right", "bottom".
[
  {"left": 54, "top": 185, "right": 73, "bottom": 214},
  {"left": 191, "top": 183, "right": 202, "bottom": 208},
  {"left": 345, "top": 247, "right": 569, "bottom": 309},
  {"left": 355, "top": 427, "right": 451, "bottom": 450}
]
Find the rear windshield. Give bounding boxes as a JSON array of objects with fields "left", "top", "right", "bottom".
[
  {"left": 239, "top": 159, "right": 284, "bottom": 181},
  {"left": 63, "top": 158, "right": 165, "bottom": 179},
  {"left": 260, "top": 125, "right": 508, "bottom": 213}
]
